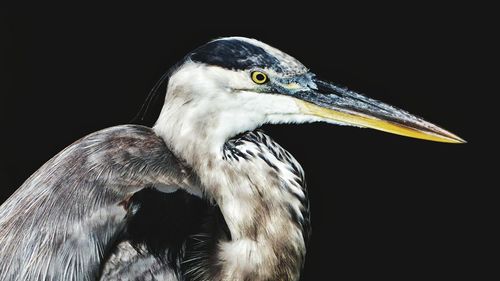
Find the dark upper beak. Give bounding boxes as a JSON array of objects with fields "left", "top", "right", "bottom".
[{"left": 288, "top": 76, "right": 465, "bottom": 143}]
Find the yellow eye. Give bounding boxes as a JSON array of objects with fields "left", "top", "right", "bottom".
[{"left": 251, "top": 71, "right": 268, "bottom": 84}]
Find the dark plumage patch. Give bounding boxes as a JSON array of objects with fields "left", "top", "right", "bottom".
[
  {"left": 190, "top": 39, "right": 282, "bottom": 71},
  {"left": 182, "top": 206, "right": 231, "bottom": 281},
  {"left": 245, "top": 150, "right": 255, "bottom": 157},
  {"left": 123, "top": 188, "right": 207, "bottom": 267}
]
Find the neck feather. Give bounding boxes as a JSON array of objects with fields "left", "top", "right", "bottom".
[{"left": 155, "top": 103, "right": 310, "bottom": 280}]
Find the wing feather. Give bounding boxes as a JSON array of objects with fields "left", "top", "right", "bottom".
[{"left": 0, "top": 125, "right": 199, "bottom": 281}]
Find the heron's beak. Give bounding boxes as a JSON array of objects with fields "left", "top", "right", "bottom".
[{"left": 292, "top": 78, "right": 465, "bottom": 143}]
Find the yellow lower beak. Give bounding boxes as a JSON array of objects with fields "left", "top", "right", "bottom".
[{"left": 297, "top": 100, "right": 465, "bottom": 144}]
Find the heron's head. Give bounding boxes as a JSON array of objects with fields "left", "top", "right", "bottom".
[{"left": 155, "top": 37, "right": 464, "bottom": 150}]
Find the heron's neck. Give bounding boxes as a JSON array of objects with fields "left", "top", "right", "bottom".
[
  {"left": 155, "top": 109, "right": 309, "bottom": 279},
  {"left": 153, "top": 93, "right": 258, "bottom": 171}
]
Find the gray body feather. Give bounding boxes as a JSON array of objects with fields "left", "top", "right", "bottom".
[{"left": 0, "top": 125, "right": 193, "bottom": 281}]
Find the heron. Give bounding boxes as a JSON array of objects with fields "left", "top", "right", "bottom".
[{"left": 0, "top": 37, "right": 464, "bottom": 281}]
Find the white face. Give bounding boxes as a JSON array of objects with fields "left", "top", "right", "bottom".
[{"left": 160, "top": 62, "right": 321, "bottom": 143}]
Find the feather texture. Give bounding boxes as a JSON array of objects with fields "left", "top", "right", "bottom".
[{"left": 0, "top": 125, "right": 196, "bottom": 280}]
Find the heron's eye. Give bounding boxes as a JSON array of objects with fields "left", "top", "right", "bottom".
[{"left": 251, "top": 71, "right": 268, "bottom": 84}]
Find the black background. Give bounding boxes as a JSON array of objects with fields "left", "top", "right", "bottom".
[{"left": 0, "top": 3, "right": 492, "bottom": 280}]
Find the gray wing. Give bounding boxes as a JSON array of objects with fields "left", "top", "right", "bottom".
[{"left": 0, "top": 125, "right": 199, "bottom": 281}]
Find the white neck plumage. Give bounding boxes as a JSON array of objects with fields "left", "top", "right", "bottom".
[{"left": 154, "top": 83, "right": 309, "bottom": 280}]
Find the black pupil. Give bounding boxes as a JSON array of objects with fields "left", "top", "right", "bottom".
[{"left": 256, "top": 73, "right": 265, "bottom": 82}]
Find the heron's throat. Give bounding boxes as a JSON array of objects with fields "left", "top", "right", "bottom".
[{"left": 153, "top": 100, "right": 261, "bottom": 170}]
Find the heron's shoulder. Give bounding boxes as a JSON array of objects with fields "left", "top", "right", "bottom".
[
  {"left": 67, "top": 124, "right": 175, "bottom": 164},
  {"left": 81, "top": 124, "right": 164, "bottom": 146},
  {"left": 14, "top": 124, "right": 190, "bottom": 195},
  {"left": 64, "top": 124, "right": 194, "bottom": 188}
]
